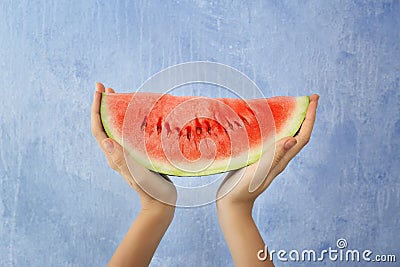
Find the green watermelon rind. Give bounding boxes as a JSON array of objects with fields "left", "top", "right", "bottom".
[
  {"left": 132, "top": 144, "right": 265, "bottom": 177},
  {"left": 276, "top": 96, "right": 310, "bottom": 140},
  {"left": 100, "top": 94, "right": 310, "bottom": 177},
  {"left": 100, "top": 94, "right": 124, "bottom": 144}
]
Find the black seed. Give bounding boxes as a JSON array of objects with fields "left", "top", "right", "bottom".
[
  {"left": 196, "top": 127, "right": 202, "bottom": 134},
  {"left": 234, "top": 121, "right": 243, "bottom": 128},
  {"left": 140, "top": 116, "right": 147, "bottom": 131},
  {"left": 204, "top": 120, "right": 212, "bottom": 134},
  {"left": 186, "top": 127, "right": 191, "bottom": 140},
  {"left": 240, "top": 116, "right": 249, "bottom": 125},
  {"left": 156, "top": 117, "right": 162, "bottom": 134}
]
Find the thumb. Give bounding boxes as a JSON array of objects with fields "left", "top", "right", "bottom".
[
  {"left": 268, "top": 137, "right": 297, "bottom": 178},
  {"left": 102, "top": 138, "right": 129, "bottom": 175},
  {"left": 102, "top": 138, "right": 115, "bottom": 153},
  {"left": 283, "top": 137, "right": 298, "bottom": 151},
  {"left": 274, "top": 137, "right": 297, "bottom": 165},
  {"left": 247, "top": 136, "right": 297, "bottom": 193}
]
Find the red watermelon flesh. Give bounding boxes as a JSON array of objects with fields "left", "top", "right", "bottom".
[{"left": 100, "top": 92, "right": 309, "bottom": 176}]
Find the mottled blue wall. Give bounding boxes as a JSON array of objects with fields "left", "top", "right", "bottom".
[{"left": 1, "top": 1, "right": 399, "bottom": 266}]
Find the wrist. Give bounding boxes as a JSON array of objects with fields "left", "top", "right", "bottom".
[
  {"left": 216, "top": 197, "right": 254, "bottom": 214},
  {"left": 216, "top": 199, "right": 254, "bottom": 222},
  {"left": 141, "top": 202, "right": 175, "bottom": 223}
]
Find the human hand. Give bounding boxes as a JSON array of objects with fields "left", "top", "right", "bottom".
[
  {"left": 217, "top": 94, "right": 319, "bottom": 209},
  {"left": 92, "top": 83, "right": 177, "bottom": 266},
  {"left": 91, "top": 82, "right": 177, "bottom": 213},
  {"left": 215, "top": 95, "right": 318, "bottom": 267}
]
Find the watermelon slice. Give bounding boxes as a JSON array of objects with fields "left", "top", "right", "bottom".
[{"left": 100, "top": 92, "right": 309, "bottom": 176}]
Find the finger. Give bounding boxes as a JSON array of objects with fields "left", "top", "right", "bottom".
[
  {"left": 102, "top": 138, "right": 130, "bottom": 176},
  {"left": 96, "top": 82, "right": 105, "bottom": 92},
  {"left": 243, "top": 136, "right": 293, "bottom": 193},
  {"left": 91, "top": 86, "right": 108, "bottom": 144},
  {"left": 266, "top": 137, "right": 296, "bottom": 172},
  {"left": 102, "top": 139, "right": 144, "bottom": 192},
  {"left": 255, "top": 137, "right": 296, "bottom": 191},
  {"left": 101, "top": 138, "right": 136, "bottom": 188},
  {"left": 102, "top": 137, "right": 176, "bottom": 204},
  {"left": 106, "top": 87, "right": 115, "bottom": 93},
  {"left": 122, "top": 153, "right": 177, "bottom": 205}
]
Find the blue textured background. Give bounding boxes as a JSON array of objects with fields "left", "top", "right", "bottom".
[{"left": 1, "top": 1, "right": 399, "bottom": 266}]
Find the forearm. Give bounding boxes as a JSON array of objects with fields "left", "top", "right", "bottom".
[
  {"left": 217, "top": 202, "right": 274, "bottom": 267},
  {"left": 108, "top": 207, "right": 174, "bottom": 267}
]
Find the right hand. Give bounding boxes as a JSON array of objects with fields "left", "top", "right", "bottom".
[{"left": 217, "top": 94, "right": 319, "bottom": 208}]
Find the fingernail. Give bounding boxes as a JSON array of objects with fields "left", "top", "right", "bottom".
[
  {"left": 103, "top": 139, "right": 114, "bottom": 153},
  {"left": 284, "top": 139, "right": 297, "bottom": 151}
]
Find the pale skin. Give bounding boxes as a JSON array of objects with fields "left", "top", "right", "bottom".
[
  {"left": 91, "top": 82, "right": 319, "bottom": 266},
  {"left": 216, "top": 94, "right": 319, "bottom": 266},
  {"left": 91, "top": 83, "right": 176, "bottom": 267}
]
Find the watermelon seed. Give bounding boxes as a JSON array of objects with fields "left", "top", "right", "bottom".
[
  {"left": 204, "top": 120, "right": 212, "bottom": 134},
  {"left": 186, "top": 127, "right": 191, "bottom": 140},
  {"left": 234, "top": 121, "right": 243, "bottom": 128},
  {"left": 196, "top": 127, "right": 202, "bottom": 134},
  {"left": 156, "top": 117, "right": 162, "bottom": 134},
  {"left": 227, "top": 121, "right": 233, "bottom": 130},
  {"left": 240, "top": 116, "right": 249, "bottom": 125},
  {"left": 165, "top": 122, "right": 172, "bottom": 137},
  {"left": 140, "top": 116, "right": 147, "bottom": 131}
]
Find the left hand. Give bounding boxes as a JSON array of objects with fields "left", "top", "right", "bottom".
[{"left": 91, "top": 83, "right": 177, "bottom": 212}]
